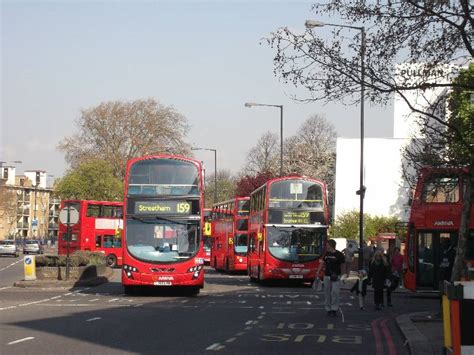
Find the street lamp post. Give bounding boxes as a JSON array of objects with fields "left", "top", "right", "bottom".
[
  {"left": 305, "top": 20, "right": 366, "bottom": 270},
  {"left": 192, "top": 147, "right": 218, "bottom": 204},
  {"left": 244, "top": 102, "right": 284, "bottom": 177}
]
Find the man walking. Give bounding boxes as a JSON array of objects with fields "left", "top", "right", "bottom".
[{"left": 317, "top": 239, "right": 345, "bottom": 317}]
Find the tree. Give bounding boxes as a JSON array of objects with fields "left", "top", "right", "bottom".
[
  {"left": 204, "top": 170, "right": 237, "bottom": 207},
  {"left": 58, "top": 98, "right": 191, "bottom": 179},
  {"left": 0, "top": 183, "right": 18, "bottom": 237},
  {"left": 332, "top": 210, "right": 403, "bottom": 242},
  {"left": 54, "top": 159, "right": 123, "bottom": 201},
  {"left": 266, "top": 1, "right": 473, "bottom": 281},
  {"left": 235, "top": 171, "right": 275, "bottom": 197},
  {"left": 285, "top": 114, "right": 337, "bottom": 204},
  {"left": 243, "top": 131, "right": 280, "bottom": 176}
]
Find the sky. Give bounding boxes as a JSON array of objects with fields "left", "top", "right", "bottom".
[{"left": 1, "top": 0, "right": 393, "bottom": 183}]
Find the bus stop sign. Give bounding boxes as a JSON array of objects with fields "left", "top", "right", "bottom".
[{"left": 59, "top": 206, "right": 79, "bottom": 226}]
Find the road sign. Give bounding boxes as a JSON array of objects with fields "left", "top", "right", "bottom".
[
  {"left": 59, "top": 206, "right": 79, "bottom": 226},
  {"left": 24, "top": 255, "right": 36, "bottom": 281}
]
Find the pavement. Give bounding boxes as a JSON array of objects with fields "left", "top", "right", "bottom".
[{"left": 341, "top": 275, "right": 444, "bottom": 355}]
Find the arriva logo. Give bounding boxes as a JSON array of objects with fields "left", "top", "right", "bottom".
[{"left": 434, "top": 221, "right": 454, "bottom": 227}]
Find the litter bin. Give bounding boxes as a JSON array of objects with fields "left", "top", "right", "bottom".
[{"left": 442, "top": 281, "right": 474, "bottom": 355}]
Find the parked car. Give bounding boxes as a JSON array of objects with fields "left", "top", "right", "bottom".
[
  {"left": 0, "top": 240, "right": 20, "bottom": 257},
  {"left": 23, "top": 240, "right": 44, "bottom": 255}
]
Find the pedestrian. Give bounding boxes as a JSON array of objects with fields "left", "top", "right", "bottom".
[
  {"left": 350, "top": 269, "right": 368, "bottom": 310},
  {"left": 368, "top": 250, "right": 390, "bottom": 310},
  {"left": 362, "top": 241, "right": 373, "bottom": 271},
  {"left": 342, "top": 244, "right": 354, "bottom": 278},
  {"left": 386, "top": 247, "right": 403, "bottom": 306},
  {"left": 316, "top": 239, "right": 346, "bottom": 317}
]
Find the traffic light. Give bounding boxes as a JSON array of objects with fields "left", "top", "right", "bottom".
[{"left": 35, "top": 172, "right": 40, "bottom": 186}]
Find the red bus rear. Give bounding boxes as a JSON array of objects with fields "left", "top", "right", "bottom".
[
  {"left": 122, "top": 154, "right": 205, "bottom": 294},
  {"left": 210, "top": 197, "right": 249, "bottom": 273},
  {"left": 404, "top": 167, "right": 474, "bottom": 292},
  {"left": 58, "top": 200, "right": 124, "bottom": 267},
  {"left": 247, "top": 176, "right": 328, "bottom": 283}
]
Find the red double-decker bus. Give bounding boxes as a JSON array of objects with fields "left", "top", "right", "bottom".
[
  {"left": 210, "top": 197, "right": 250, "bottom": 273},
  {"left": 58, "top": 200, "right": 124, "bottom": 267},
  {"left": 404, "top": 167, "right": 474, "bottom": 292},
  {"left": 122, "top": 154, "right": 205, "bottom": 294},
  {"left": 247, "top": 176, "right": 328, "bottom": 283}
]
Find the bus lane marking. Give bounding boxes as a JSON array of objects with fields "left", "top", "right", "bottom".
[
  {"left": 258, "top": 321, "right": 368, "bottom": 344},
  {"left": 7, "top": 337, "right": 35, "bottom": 345},
  {"left": 371, "top": 318, "right": 384, "bottom": 355},
  {"left": 380, "top": 319, "right": 396, "bottom": 355}
]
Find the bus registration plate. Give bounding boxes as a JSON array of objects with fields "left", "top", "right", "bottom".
[
  {"left": 289, "top": 275, "right": 303, "bottom": 279},
  {"left": 154, "top": 281, "right": 172, "bottom": 286}
]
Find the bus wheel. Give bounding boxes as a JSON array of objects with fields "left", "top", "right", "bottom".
[
  {"left": 124, "top": 286, "right": 136, "bottom": 295},
  {"left": 187, "top": 286, "right": 200, "bottom": 296},
  {"left": 106, "top": 254, "right": 117, "bottom": 268}
]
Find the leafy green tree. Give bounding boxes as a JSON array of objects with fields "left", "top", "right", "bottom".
[
  {"left": 204, "top": 170, "right": 237, "bottom": 208},
  {"left": 54, "top": 159, "right": 123, "bottom": 201},
  {"left": 332, "top": 210, "right": 403, "bottom": 242}
]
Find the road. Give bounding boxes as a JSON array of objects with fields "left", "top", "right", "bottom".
[{"left": 0, "top": 261, "right": 438, "bottom": 354}]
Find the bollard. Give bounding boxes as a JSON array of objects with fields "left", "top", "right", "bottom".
[
  {"left": 442, "top": 281, "right": 474, "bottom": 355},
  {"left": 23, "top": 255, "right": 36, "bottom": 281}
]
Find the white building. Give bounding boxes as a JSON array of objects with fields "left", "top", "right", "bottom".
[{"left": 334, "top": 63, "right": 457, "bottom": 223}]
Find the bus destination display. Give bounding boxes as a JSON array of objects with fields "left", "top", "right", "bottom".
[
  {"left": 134, "top": 201, "right": 191, "bottom": 215},
  {"left": 282, "top": 211, "right": 310, "bottom": 224}
]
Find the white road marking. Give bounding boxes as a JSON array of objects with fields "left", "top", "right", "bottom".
[
  {"left": 89, "top": 298, "right": 100, "bottom": 302},
  {"left": 50, "top": 296, "right": 61, "bottom": 300},
  {"left": 235, "top": 332, "right": 246, "bottom": 336},
  {"left": 86, "top": 317, "right": 102, "bottom": 322},
  {"left": 7, "top": 337, "right": 35, "bottom": 345},
  {"left": 225, "top": 337, "right": 236, "bottom": 343},
  {"left": 133, "top": 304, "right": 143, "bottom": 308},
  {"left": 0, "top": 306, "right": 17, "bottom": 311},
  {"left": 0, "top": 259, "right": 22, "bottom": 272},
  {"left": 107, "top": 298, "right": 119, "bottom": 303},
  {"left": 206, "top": 343, "right": 225, "bottom": 351},
  {"left": 0, "top": 286, "right": 12, "bottom": 291}
]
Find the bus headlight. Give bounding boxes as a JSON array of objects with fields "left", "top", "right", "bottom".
[
  {"left": 187, "top": 265, "right": 203, "bottom": 273},
  {"left": 123, "top": 265, "right": 139, "bottom": 279}
]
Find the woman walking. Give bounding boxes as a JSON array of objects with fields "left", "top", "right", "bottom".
[{"left": 368, "top": 251, "right": 390, "bottom": 310}]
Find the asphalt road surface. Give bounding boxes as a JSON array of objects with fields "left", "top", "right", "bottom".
[{"left": 0, "top": 263, "right": 439, "bottom": 354}]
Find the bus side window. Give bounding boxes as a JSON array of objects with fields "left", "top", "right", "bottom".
[
  {"left": 95, "top": 235, "right": 102, "bottom": 248},
  {"left": 103, "top": 235, "right": 113, "bottom": 248},
  {"left": 113, "top": 236, "right": 122, "bottom": 248}
]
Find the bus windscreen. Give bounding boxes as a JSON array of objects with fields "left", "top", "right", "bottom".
[
  {"left": 126, "top": 217, "right": 199, "bottom": 263},
  {"left": 128, "top": 159, "right": 199, "bottom": 196},
  {"left": 269, "top": 180, "right": 323, "bottom": 209},
  {"left": 267, "top": 226, "right": 324, "bottom": 262}
]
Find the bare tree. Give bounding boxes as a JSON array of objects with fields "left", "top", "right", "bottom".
[
  {"left": 285, "top": 114, "right": 337, "bottom": 211},
  {"left": 243, "top": 131, "right": 280, "bottom": 176},
  {"left": 286, "top": 114, "right": 336, "bottom": 181},
  {"left": 58, "top": 98, "right": 191, "bottom": 179},
  {"left": 266, "top": 1, "right": 473, "bottom": 281}
]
